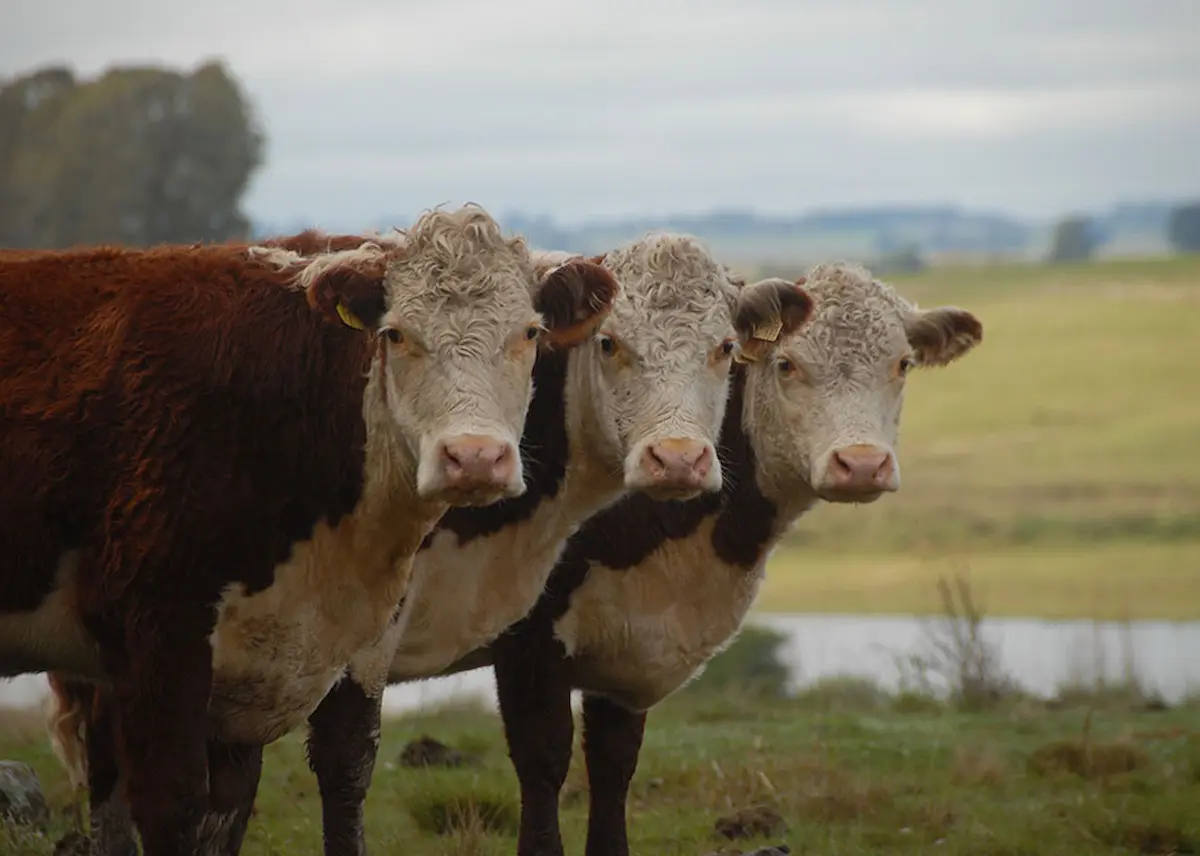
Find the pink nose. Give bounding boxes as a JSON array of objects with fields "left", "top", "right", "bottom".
[
  {"left": 438, "top": 435, "right": 517, "bottom": 491},
  {"left": 639, "top": 439, "right": 713, "bottom": 489},
  {"left": 822, "top": 444, "right": 896, "bottom": 496}
]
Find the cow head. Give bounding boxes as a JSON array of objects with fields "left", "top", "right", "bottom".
[
  {"left": 279, "top": 205, "right": 618, "bottom": 507},
  {"left": 736, "top": 263, "right": 982, "bottom": 504},
  {"left": 545, "top": 234, "right": 741, "bottom": 501}
]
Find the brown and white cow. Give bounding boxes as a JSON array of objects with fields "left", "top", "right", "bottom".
[
  {"left": 0, "top": 205, "right": 618, "bottom": 856},
  {"left": 42, "top": 231, "right": 746, "bottom": 856},
  {"left": 440, "top": 262, "right": 983, "bottom": 855}
]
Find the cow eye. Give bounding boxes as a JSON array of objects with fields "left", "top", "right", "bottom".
[
  {"left": 525, "top": 325, "right": 541, "bottom": 341},
  {"left": 385, "top": 328, "right": 403, "bottom": 344},
  {"left": 720, "top": 340, "right": 735, "bottom": 357},
  {"left": 598, "top": 335, "right": 616, "bottom": 355},
  {"left": 898, "top": 356, "right": 915, "bottom": 376},
  {"left": 777, "top": 358, "right": 794, "bottom": 374}
]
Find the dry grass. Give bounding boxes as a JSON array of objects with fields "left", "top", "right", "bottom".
[{"left": 951, "top": 745, "right": 1008, "bottom": 786}]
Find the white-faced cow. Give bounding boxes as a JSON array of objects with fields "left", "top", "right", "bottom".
[
  {"left": 0, "top": 204, "right": 618, "bottom": 856},
  {"left": 444, "top": 262, "right": 983, "bottom": 855},
  {"left": 42, "top": 231, "right": 748, "bottom": 856}
]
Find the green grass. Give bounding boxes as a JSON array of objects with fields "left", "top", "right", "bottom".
[
  {"left": 4, "top": 689, "right": 1199, "bottom": 856},
  {"left": 745, "top": 255, "right": 1200, "bottom": 619}
]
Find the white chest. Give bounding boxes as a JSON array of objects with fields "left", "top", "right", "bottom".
[
  {"left": 553, "top": 519, "right": 767, "bottom": 711},
  {"left": 207, "top": 522, "right": 413, "bottom": 745},
  {"left": 389, "top": 495, "right": 602, "bottom": 680}
]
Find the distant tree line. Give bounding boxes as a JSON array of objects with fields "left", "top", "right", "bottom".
[
  {"left": 1047, "top": 203, "right": 1200, "bottom": 263},
  {"left": 0, "top": 61, "right": 264, "bottom": 249}
]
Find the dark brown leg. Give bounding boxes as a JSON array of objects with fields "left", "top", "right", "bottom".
[
  {"left": 86, "top": 688, "right": 139, "bottom": 856},
  {"left": 204, "top": 739, "right": 264, "bottom": 855},
  {"left": 109, "top": 608, "right": 214, "bottom": 856},
  {"left": 581, "top": 694, "right": 646, "bottom": 856},
  {"left": 306, "top": 676, "right": 383, "bottom": 856},
  {"left": 493, "top": 629, "right": 574, "bottom": 856}
]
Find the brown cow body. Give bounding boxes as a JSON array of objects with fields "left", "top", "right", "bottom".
[{"left": 2, "top": 208, "right": 619, "bottom": 856}]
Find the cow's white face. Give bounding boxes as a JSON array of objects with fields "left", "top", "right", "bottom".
[
  {"left": 549, "top": 235, "right": 741, "bottom": 501},
  {"left": 268, "top": 206, "right": 618, "bottom": 508},
  {"left": 736, "top": 264, "right": 982, "bottom": 504}
]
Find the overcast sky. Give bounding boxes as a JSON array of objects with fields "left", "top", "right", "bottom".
[{"left": 4, "top": 0, "right": 1199, "bottom": 229}]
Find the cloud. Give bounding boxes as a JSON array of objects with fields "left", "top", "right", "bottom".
[{"left": 3, "top": 0, "right": 1199, "bottom": 226}]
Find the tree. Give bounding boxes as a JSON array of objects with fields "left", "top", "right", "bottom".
[
  {"left": 1167, "top": 203, "right": 1200, "bottom": 254},
  {"left": 1046, "top": 215, "right": 1098, "bottom": 263},
  {"left": 0, "top": 61, "right": 265, "bottom": 249}
]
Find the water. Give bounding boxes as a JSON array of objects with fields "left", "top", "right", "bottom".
[{"left": 3, "top": 614, "right": 1197, "bottom": 716}]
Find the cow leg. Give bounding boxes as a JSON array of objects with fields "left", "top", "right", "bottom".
[
  {"left": 581, "top": 694, "right": 646, "bottom": 856},
  {"left": 306, "top": 676, "right": 383, "bottom": 856},
  {"left": 202, "top": 739, "right": 264, "bottom": 855},
  {"left": 493, "top": 629, "right": 573, "bottom": 856},
  {"left": 85, "top": 689, "right": 139, "bottom": 856},
  {"left": 109, "top": 609, "right": 214, "bottom": 856}
]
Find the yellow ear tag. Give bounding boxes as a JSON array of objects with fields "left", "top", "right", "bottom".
[
  {"left": 752, "top": 317, "right": 783, "bottom": 342},
  {"left": 336, "top": 301, "right": 366, "bottom": 331}
]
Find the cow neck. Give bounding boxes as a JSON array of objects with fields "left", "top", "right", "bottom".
[{"left": 356, "top": 340, "right": 446, "bottom": 570}]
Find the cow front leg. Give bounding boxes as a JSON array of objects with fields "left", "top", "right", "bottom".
[
  {"left": 84, "top": 687, "right": 139, "bottom": 856},
  {"left": 306, "top": 676, "right": 383, "bottom": 856},
  {"left": 109, "top": 609, "right": 214, "bottom": 856},
  {"left": 493, "top": 629, "right": 574, "bottom": 856},
  {"left": 581, "top": 693, "right": 646, "bottom": 856},
  {"left": 203, "top": 739, "right": 264, "bottom": 855}
]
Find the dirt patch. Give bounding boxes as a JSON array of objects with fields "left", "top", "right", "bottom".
[
  {"left": 52, "top": 831, "right": 90, "bottom": 856},
  {"left": 714, "top": 804, "right": 787, "bottom": 840},
  {"left": 1096, "top": 821, "right": 1198, "bottom": 855},
  {"left": 398, "top": 736, "right": 476, "bottom": 769}
]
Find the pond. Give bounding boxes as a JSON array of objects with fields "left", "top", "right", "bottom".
[{"left": 2, "top": 614, "right": 1197, "bottom": 715}]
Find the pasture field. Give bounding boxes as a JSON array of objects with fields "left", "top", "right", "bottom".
[
  {"left": 3, "top": 686, "right": 1198, "bottom": 856},
  {"left": 748, "top": 255, "right": 1200, "bottom": 620}
]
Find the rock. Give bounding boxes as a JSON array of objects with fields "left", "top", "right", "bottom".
[
  {"left": 398, "top": 735, "right": 473, "bottom": 768},
  {"left": 52, "top": 831, "right": 91, "bottom": 856},
  {"left": 0, "top": 761, "right": 49, "bottom": 826},
  {"left": 714, "top": 804, "right": 787, "bottom": 840}
]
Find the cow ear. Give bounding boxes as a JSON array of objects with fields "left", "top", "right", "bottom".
[
  {"left": 303, "top": 254, "right": 389, "bottom": 331},
  {"left": 733, "top": 277, "right": 814, "bottom": 363},
  {"left": 903, "top": 306, "right": 982, "bottom": 367},
  {"left": 534, "top": 260, "right": 620, "bottom": 350}
]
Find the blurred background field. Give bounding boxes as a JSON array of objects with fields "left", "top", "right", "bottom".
[{"left": 755, "top": 255, "right": 1200, "bottom": 621}]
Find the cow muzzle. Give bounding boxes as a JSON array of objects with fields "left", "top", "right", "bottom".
[
  {"left": 815, "top": 443, "right": 899, "bottom": 503},
  {"left": 423, "top": 433, "right": 523, "bottom": 505},
  {"left": 626, "top": 437, "right": 720, "bottom": 500}
]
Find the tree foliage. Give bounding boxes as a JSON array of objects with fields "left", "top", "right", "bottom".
[
  {"left": 1046, "top": 216, "right": 1099, "bottom": 264},
  {"left": 1167, "top": 203, "right": 1200, "bottom": 254},
  {"left": 0, "top": 61, "right": 264, "bottom": 249}
]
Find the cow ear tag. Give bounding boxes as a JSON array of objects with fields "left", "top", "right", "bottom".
[{"left": 336, "top": 301, "right": 366, "bottom": 330}]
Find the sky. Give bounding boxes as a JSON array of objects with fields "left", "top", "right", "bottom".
[{"left": 4, "top": 0, "right": 1199, "bottom": 230}]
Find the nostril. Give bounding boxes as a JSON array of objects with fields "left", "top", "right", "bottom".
[
  {"left": 645, "top": 445, "right": 667, "bottom": 471},
  {"left": 693, "top": 445, "right": 713, "bottom": 477},
  {"left": 831, "top": 451, "right": 852, "bottom": 477}
]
